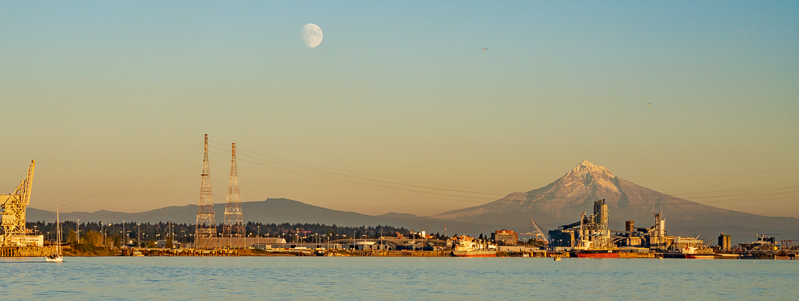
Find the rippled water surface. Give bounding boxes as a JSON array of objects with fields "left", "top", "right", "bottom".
[{"left": 1, "top": 257, "right": 796, "bottom": 300}]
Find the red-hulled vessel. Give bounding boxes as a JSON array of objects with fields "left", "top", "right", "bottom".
[
  {"left": 685, "top": 254, "right": 715, "bottom": 259},
  {"left": 573, "top": 249, "right": 619, "bottom": 258}
]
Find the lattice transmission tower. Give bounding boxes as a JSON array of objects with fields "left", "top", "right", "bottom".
[
  {"left": 223, "top": 143, "right": 244, "bottom": 248},
  {"left": 194, "top": 134, "right": 217, "bottom": 249}
]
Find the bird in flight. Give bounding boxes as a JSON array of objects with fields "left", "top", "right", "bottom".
[{"left": 481, "top": 48, "right": 487, "bottom": 51}]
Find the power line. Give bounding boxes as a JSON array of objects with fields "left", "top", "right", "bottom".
[
  {"left": 210, "top": 143, "right": 510, "bottom": 195},
  {"left": 39, "top": 139, "right": 200, "bottom": 211}
]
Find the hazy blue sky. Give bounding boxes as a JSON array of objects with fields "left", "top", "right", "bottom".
[{"left": 2, "top": 1, "right": 798, "bottom": 218}]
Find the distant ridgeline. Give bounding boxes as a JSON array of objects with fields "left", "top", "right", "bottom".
[{"left": 27, "top": 221, "right": 438, "bottom": 245}]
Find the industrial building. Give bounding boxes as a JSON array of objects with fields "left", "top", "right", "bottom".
[
  {"left": 491, "top": 229, "right": 518, "bottom": 245},
  {"left": 546, "top": 199, "right": 712, "bottom": 254},
  {"left": 718, "top": 233, "right": 731, "bottom": 250},
  {"left": 548, "top": 199, "right": 611, "bottom": 250},
  {"left": 737, "top": 235, "right": 778, "bottom": 250},
  {"left": 616, "top": 213, "right": 672, "bottom": 249}
]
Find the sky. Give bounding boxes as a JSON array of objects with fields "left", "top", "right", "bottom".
[{"left": 1, "top": 1, "right": 798, "bottom": 218}]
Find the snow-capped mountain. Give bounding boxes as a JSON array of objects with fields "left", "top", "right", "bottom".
[{"left": 432, "top": 161, "right": 798, "bottom": 242}]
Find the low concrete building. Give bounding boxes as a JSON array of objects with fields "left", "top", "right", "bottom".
[
  {"left": 549, "top": 229, "right": 576, "bottom": 248},
  {"left": 352, "top": 241, "right": 393, "bottom": 250}
]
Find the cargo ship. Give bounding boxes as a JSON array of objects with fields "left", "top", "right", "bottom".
[{"left": 451, "top": 235, "right": 496, "bottom": 257}]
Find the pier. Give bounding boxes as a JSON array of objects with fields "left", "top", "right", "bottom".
[{"left": 1, "top": 246, "right": 55, "bottom": 257}]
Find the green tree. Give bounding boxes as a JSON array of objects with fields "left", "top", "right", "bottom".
[
  {"left": 147, "top": 239, "right": 156, "bottom": 248},
  {"left": 67, "top": 230, "right": 77, "bottom": 245},
  {"left": 166, "top": 236, "right": 173, "bottom": 249},
  {"left": 83, "top": 230, "right": 103, "bottom": 247},
  {"left": 108, "top": 233, "right": 121, "bottom": 248}
]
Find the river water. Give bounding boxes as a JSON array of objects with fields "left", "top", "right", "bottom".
[{"left": 1, "top": 257, "right": 796, "bottom": 300}]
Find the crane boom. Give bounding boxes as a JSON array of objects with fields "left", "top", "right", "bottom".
[
  {"left": 531, "top": 218, "right": 548, "bottom": 241},
  {"left": 521, "top": 218, "right": 549, "bottom": 242}
]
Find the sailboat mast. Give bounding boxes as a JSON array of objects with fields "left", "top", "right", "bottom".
[{"left": 56, "top": 205, "right": 61, "bottom": 252}]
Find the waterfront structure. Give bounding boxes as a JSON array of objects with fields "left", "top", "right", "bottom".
[
  {"left": 548, "top": 199, "right": 612, "bottom": 250},
  {"left": 222, "top": 143, "right": 245, "bottom": 248},
  {"left": 194, "top": 135, "right": 217, "bottom": 249},
  {"left": 622, "top": 221, "right": 643, "bottom": 246},
  {"left": 549, "top": 228, "right": 576, "bottom": 249},
  {"left": 718, "top": 233, "right": 731, "bottom": 250},
  {"left": 190, "top": 237, "right": 286, "bottom": 249},
  {"left": 491, "top": 229, "right": 518, "bottom": 245},
  {"left": 451, "top": 235, "right": 496, "bottom": 257},
  {"left": 583, "top": 199, "right": 612, "bottom": 249},
  {"left": 738, "top": 235, "right": 778, "bottom": 250},
  {"left": 545, "top": 199, "right": 717, "bottom": 256},
  {"left": 0, "top": 160, "right": 36, "bottom": 247},
  {"left": 648, "top": 213, "right": 667, "bottom": 249}
]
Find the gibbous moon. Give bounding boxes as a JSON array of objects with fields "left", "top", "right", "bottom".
[{"left": 302, "top": 23, "right": 323, "bottom": 48}]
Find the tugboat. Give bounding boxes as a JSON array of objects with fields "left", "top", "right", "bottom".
[
  {"left": 451, "top": 235, "right": 496, "bottom": 257},
  {"left": 45, "top": 206, "right": 63, "bottom": 263}
]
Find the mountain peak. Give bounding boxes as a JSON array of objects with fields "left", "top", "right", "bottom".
[
  {"left": 559, "top": 160, "right": 618, "bottom": 194},
  {"left": 565, "top": 160, "right": 615, "bottom": 179}
]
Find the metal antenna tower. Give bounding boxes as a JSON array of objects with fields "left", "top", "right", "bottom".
[
  {"left": 223, "top": 143, "right": 244, "bottom": 248},
  {"left": 194, "top": 134, "right": 216, "bottom": 249}
]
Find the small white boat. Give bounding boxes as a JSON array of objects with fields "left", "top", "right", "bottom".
[
  {"left": 45, "top": 253, "right": 63, "bottom": 262},
  {"left": 45, "top": 206, "right": 63, "bottom": 263}
]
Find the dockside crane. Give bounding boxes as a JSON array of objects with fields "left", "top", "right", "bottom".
[
  {"left": 520, "top": 218, "right": 549, "bottom": 242},
  {"left": 0, "top": 160, "right": 35, "bottom": 247}
]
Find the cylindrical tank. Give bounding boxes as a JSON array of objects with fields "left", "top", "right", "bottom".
[{"left": 626, "top": 221, "right": 634, "bottom": 237}]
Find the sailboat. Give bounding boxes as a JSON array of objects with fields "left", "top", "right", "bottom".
[{"left": 45, "top": 205, "right": 63, "bottom": 262}]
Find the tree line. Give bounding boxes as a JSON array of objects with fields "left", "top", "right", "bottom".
[{"left": 27, "top": 221, "right": 447, "bottom": 246}]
